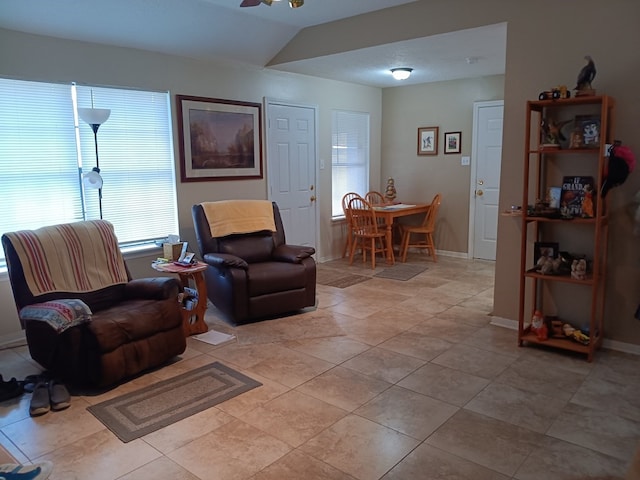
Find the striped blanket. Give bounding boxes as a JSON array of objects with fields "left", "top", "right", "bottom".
[{"left": 4, "top": 220, "right": 128, "bottom": 296}]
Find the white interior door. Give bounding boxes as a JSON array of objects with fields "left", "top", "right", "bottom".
[
  {"left": 266, "top": 100, "right": 318, "bottom": 249},
  {"left": 470, "top": 101, "right": 503, "bottom": 260}
]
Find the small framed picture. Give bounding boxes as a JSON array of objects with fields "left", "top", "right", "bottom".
[
  {"left": 575, "top": 115, "right": 600, "bottom": 148},
  {"left": 444, "top": 131, "right": 461, "bottom": 154},
  {"left": 534, "top": 241, "right": 559, "bottom": 266},
  {"left": 417, "top": 126, "right": 438, "bottom": 155}
]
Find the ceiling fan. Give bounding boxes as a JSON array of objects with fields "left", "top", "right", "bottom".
[{"left": 240, "top": 0, "right": 304, "bottom": 8}]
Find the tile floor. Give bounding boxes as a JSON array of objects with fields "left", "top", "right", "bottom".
[{"left": 1, "top": 254, "right": 639, "bottom": 479}]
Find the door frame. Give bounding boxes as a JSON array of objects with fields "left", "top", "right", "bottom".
[
  {"left": 264, "top": 97, "right": 320, "bottom": 254},
  {"left": 468, "top": 100, "right": 504, "bottom": 259}
]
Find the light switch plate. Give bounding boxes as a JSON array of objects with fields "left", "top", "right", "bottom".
[{"left": 461, "top": 156, "right": 470, "bottom": 166}]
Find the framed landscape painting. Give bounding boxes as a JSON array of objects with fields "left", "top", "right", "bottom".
[{"left": 176, "top": 95, "right": 262, "bottom": 182}]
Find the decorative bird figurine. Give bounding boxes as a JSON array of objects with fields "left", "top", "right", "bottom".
[{"left": 574, "top": 55, "right": 596, "bottom": 95}]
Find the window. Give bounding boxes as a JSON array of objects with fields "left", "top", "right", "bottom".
[
  {"left": 0, "top": 78, "right": 178, "bottom": 267},
  {"left": 331, "top": 110, "right": 370, "bottom": 218}
]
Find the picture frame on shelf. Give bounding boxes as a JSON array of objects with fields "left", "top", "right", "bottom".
[
  {"left": 176, "top": 95, "right": 263, "bottom": 182},
  {"left": 574, "top": 114, "right": 601, "bottom": 148},
  {"left": 560, "top": 175, "right": 595, "bottom": 218},
  {"left": 444, "top": 131, "right": 461, "bottom": 154},
  {"left": 533, "top": 241, "right": 559, "bottom": 266},
  {"left": 417, "top": 126, "right": 438, "bottom": 155}
]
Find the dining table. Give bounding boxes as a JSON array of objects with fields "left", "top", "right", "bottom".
[{"left": 372, "top": 203, "right": 431, "bottom": 264}]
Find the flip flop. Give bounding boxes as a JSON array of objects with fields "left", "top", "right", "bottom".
[
  {"left": 48, "top": 380, "right": 70, "bottom": 411},
  {"left": 29, "top": 382, "right": 50, "bottom": 417}
]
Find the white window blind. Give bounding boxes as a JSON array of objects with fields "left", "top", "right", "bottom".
[
  {"left": 75, "top": 85, "right": 178, "bottom": 244},
  {"left": 0, "top": 79, "right": 84, "bottom": 237},
  {"left": 0, "top": 78, "right": 178, "bottom": 266},
  {"left": 331, "top": 110, "right": 370, "bottom": 217}
]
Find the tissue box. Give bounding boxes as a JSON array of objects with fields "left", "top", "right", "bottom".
[{"left": 163, "top": 242, "right": 184, "bottom": 261}]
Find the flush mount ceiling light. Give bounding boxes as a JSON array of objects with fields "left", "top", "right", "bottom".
[{"left": 390, "top": 68, "right": 413, "bottom": 80}]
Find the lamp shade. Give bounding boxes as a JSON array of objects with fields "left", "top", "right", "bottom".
[
  {"left": 83, "top": 170, "right": 103, "bottom": 189},
  {"left": 78, "top": 108, "right": 111, "bottom": 125},
  {"left": 391, "top": 68, "right": 413, "bottom": 80}
]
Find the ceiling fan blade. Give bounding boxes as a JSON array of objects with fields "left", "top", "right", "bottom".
[{"left": 240, "top": 0, "right": 261, "bottom": 7}]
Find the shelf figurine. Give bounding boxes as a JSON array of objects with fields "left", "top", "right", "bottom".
[
  {"left": 574, "top": 55, "right": 596, "bottom": 96},
  {"left": 531, "top": 310, "right": 548, "bottom": 340}
]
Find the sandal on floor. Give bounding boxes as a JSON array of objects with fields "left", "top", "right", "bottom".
[
  {"left": 0, "top": 460, "right": 53, "bottom": 479},
  {"left": 29, "top": 382, "right": 50, "bottom": 417},
  {"left": 48, "top": 380, "right": 70, "bottom": 411}
]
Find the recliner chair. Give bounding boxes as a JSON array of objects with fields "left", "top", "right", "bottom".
[
  {"left": 2, "top": 220, "right": 186, "bottom": 387},
  {"left": 192, "top": 201, "right": 316, "bottom": 324}
]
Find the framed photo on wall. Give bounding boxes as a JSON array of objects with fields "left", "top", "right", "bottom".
[
  {"left": 176, "top": 95, "right": 263, "bottom": 182},
  {"left": 444, "top": 131, "right": 462, "bottom": 154},
  {"left": 417, "top": 126, "right": 438, "bottom": 155}
]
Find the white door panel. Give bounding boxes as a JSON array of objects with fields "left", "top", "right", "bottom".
[
  {"left": 267, "top": 101, "right": 317, "bottom": 248},
  {"left": 471, "top": 101, "right": 503, "bottom": 261}
]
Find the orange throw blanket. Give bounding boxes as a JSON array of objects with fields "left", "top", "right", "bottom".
[
  {"left": 4, "top": 220, "right": 128, "bottom": 296},
  {"left": 201, "top": 200, "right": 276, "bottom": 238}
]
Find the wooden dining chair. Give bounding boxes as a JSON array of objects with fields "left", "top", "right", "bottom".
[
  {"left": 365, "top": 190, "right": 386, "bottom": 205},
  {"left": 341, "top": 192, "right": 363, "bottom": 258},
  {"left": 348, "top": 196, "right": 393, "bottom": 269},
  {"left": 400, "top": 193, "right": 442, "bottom": 263}
]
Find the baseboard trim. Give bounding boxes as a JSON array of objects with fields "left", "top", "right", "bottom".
[
  {"left": 490, "top": 316, "right": 640, "bottom": 356},
  {"left": 0, "top": 330, "right": 26, "bottom": 350}
]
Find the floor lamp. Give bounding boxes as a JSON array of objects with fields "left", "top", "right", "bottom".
[{"left": 78, "top": 107, "right": 110, "bottom": 219}]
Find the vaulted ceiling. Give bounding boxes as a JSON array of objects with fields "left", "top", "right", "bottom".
[{"left": 0, "top": 0, "right": 505, "bottom": 87}]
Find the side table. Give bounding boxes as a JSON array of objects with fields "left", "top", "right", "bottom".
[{"left": 151, "top": 261, "right": 209, "bottom": 336}]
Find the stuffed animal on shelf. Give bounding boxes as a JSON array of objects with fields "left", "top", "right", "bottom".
[{"left": 530, "top": 310, "right": 548, "bottom": 340}]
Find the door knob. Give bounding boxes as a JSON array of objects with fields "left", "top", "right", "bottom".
[
  {"left": 478, "top": 180, "right": 484, "bottom": 185},
  {"left": 310, "top": 195, "right": 316, "bottom": 202},
  {"left": 476, "top": 189, "right": 484, "bottom": 196}
]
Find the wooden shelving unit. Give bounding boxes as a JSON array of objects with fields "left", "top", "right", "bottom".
[{"left": 517, "top": 95, "right": 615, "bottom": 361}]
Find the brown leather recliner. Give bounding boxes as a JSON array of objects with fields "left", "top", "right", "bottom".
[
  {"left": 192, "top": 201, "right": 316, "bottom": 324},
  {"left": 2, "top": 220, "right": 186, "bottom": 387}
]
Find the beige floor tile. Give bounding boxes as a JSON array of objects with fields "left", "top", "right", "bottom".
[
  {"left": 355, "top": 386, "right": 458, "bottom": 440},
  {"left": 460, "top": 324, "right": 522, "bottom": 356},
  {"left": 143, "top": 404, "right": 235, "bottom": 454},
  {"left": 118, "top": 456, "right": 201, "bottom": 480},
  {"left": 426, "top": 410, "right": 544, "bottom": 477},
  {"left": 341, "top": 347, "right": 425, "bottom": 384},
  {"left": 296, "top": 366, "right": 391, "bottom": 412},
  {"left": 365, "top": 306, "right": 431, "bottom": 331},
  {"left": 571, "top": 374, "right": 640, "bottom": 422},
  {"left": 398, "top": 362, "right": 489, "bottom": 407},
  {"left": 240, "top": 390, "right": 347, "bottom": 447},
  {"left": 382, "top": 443, "right": 509, "bottom": 480},
  {"left": 282, "top": 335, "right": 371, "bottom": 364},
  {"left": 431, "top": 343, "right": 515, "bottom": 379},
  {"left": 214, "top": 371, "right": 290, "bottom": 418},
  {"left": 0, "top": 394, "right": 31, "bottom": 429},
  {"left": 546, "top": 402, "right": 640, "bottom": 461},
  {"left": 378, "top": 331, "right": 453, "bottom": 361},
  {"left": 150, "top": 353, "right": 217, "bottom": 381},
  {"left": 394, "top": 296, "right": 451, "bottom": 316},
  {"left": 334, "top": 316, "right": 408, "bottom": 346},
  {"left": 247, "top": 348, "right": 334, "bottom": 388},
  {"left": 1, "top": 398, "right": 105, "bottom": 459},
  {"left": 169, "top": 419, "right": 291, "bottom": 480},
  {"left": 40, "top": 429, "right": 161, "bottom": 480},
  {"left": 410, "top": 316, "right": 480, "bottom": 344},
  {"left": 514, "top": 435, "right": 628, "bottom": 480},
  {"left": 464, "top": 382, "right": 566, "bottom": 433},
  {"left": 434, "top": 280, "right": 489, "bottom": 296},
  {"left": 436, "top": 305, "right": 493, "bottom": 328},
  {"left": 495, "top": 355, "right": 587, "bottom": 402},
  {"left": 208, "top": 342, "right": 299, "bottom": 370},
  {"left": 251, "top": 449, "right": 357, "bottom": 480},
  {"left": 299, "top": 414, "right": 419, "bottom": 480}
]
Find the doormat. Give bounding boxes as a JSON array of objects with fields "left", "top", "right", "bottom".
[
  {"left": 87, "top": 362, "right": 261, "bottom": 442},
  {"left": 373, "top": 264, "right": 428, "bottom": 281},
  {"left": 317, "top": 266, "right": 371, "bottom": 289}
]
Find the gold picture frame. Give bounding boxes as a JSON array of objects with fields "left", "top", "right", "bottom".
[{"left": 417, "top": 126, "right": 439, "bottom": 155}]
